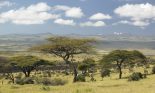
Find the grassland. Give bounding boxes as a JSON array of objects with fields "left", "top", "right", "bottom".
[
  {"left": 0, "top": 72, "right": 155, "bottom": 93},
  {"left": 0, "top": 51, "right": 155, "bottom": 93}
]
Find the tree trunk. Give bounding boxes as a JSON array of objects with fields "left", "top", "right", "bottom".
[
  {"left": 73, "top": 66, "right": 78, "bottom": 82},
  {"left": 23, "top": 71, "right": 30, "bottom": 77},
  {"left": 118, "top": 66, "right": 122, "bottom": 79},
  {"left": 27, "top": 71, "right": 31, "bottom": 77},
  {"left": 22, "top": 67, "right": 33, "bottom": 77},
  {"left": 63, "top": 55, "right": 78, "bottom": 82}
]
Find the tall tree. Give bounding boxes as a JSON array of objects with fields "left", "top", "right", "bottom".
[
  {"left": 31, "top": 37, "right": 95, "bottom": 82},
  {"left": 100, "top": 50, "right": 147, "bottom": 79},
  {"left": 10, "top": 56, "right": 49, "bottom": 77}
]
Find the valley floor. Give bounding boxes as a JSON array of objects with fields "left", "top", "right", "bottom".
[{"left": 0, "top": 74, "right": 155, "bottom": 93}]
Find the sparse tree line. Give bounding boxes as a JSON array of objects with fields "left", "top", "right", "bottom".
[{"left": 0, "top": 36, "right": 155, "bottom": 86}]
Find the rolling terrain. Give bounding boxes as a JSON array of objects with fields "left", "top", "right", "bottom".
[{"left": 0, "top": 33, "right": 155, "bottom": 55}]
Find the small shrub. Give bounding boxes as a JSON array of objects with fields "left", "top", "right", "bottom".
[
  {"left": 15, "top": 78, "right": 24, "bottom": 85},
  {"left": 42, "top": 71, "right": 49, "bottom": 77},
  {"left": 128, "top": 72, "right": 143, "bottom": 81},
  {"left": 23, "top": 77, "right": 34, "bottom": 84},
  {"left": 152, "top": 66, "right": 155, "bottom": 74},
  {"left": 76, "top": 74, "right": 86, "bottom": 82},
  {"left": 40, "top": 78, "right": 67, "bottom": 86},
  {"left": 15, "top": 73, "right": 22, "bottom": 79},
  {"left": 41, "top": 78, "right": 52, "bottom": 86},
  {"left": 62, "top": 71, "right": 69, "bottom": 75},
  {"left": 51, "top": 78, "right": 67, "bottom": 85},
  {"left": 101, "top": 69, "right": 111, "bottom": 79},
  {"left": 15, "top": 77, "right": 34, "bottom": 85}
]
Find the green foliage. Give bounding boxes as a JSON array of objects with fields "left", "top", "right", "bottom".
[
  {"left": 42, "top": 71, "right": 52, "bottom": 77},
  {"left": 10, "top": 56, "right": 50, "bottom": 77},
  {"left": 78, "top": 64, "right": 88, "bottom": 71},
  {"left": 31, "top": 37, "right": 95, "bottom": 62},
  {"left": 78, "top": 58, "right": 96, "bottom": 75},
  {"left": 101, "top": 50, "right": 146, "bottom": 67},
  {"left": 10, "top": 56, "right": 41, "bottom": 67},
  {"left": 76, "top": 74, "right": 86, "bottom": 82},
  {"left": 152, "top": 66, "right": 155, "bottom": 74},
  {"left": 101, "top": 68, "right": 111, "bottom": 78},
  {"left": 128, "top": 72, "right": 143, "bottom": 81},
  {"left": 0, "top": 57, "right": 12, "bottom": 73},
  {"left": 100, "top": 50, "right": 146, "bottom": 79}
]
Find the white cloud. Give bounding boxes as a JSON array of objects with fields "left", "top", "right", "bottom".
[
  {"left": 112, "top": 20, "right": 131, "bottom": 25},
  {"left": 114, "top": 3, "right": 155, "bottom": 27},
  {"left": 80, "top": 21, "right": 106, "bottom": 27},
  {"left": 53, "top": 5, "right": 70, "bottom": 11},
  {"left": 65, "top": 7, "right": 84, "bottom": 18},
  {"left": 0, "top": 1, "right": 14, "bottom": 8},
  {"left": 0, "top": 2, "right": 60, "bottom": 25},
  {"left": 132, "top": 20, "right": 150, "bottom": 27},
  {"left": 89, "top": 13, "right": 112, "bottom": 20},
  {"left": 27, "top": 2, "right": 51, "bottom": 12},
  {"left": 54, "top": 18, "right": 76, "bottom": 26},
  {"left": 53, "top": 5, "right": 84, "bottom": 18},
  {"left": 113, "top": 20, "right": 150, "bottom": 27}
]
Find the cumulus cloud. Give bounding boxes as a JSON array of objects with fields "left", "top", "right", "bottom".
[
  {"left": 54, "top": 18, "right": 76, "bottom": 26},
  {"left": 89, "top": 13, "right": 112, "bottom": 20},
  {"left": 80, "top": 21, "right": 106, "bottom": 27},
  {"left": 0, "top": 2, "right": 60, "bottom": 25},
  {"left": 65, "top": 7, "right": 84, "bottom": 18},
  {"left": 114, "top": 3, "right": 155, "bottom": 27},
  {"left": 53, "top": 5, "right": 84, "bottom": 18},
  {"left": 0, "top": 1, "right": 14, "bottom": 8}
]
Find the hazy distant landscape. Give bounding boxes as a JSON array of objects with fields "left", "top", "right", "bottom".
[{"left": 1, "top": 33, "right": 155, "bottom": 55}]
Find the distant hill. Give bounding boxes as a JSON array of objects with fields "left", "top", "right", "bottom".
[{"left": 0, "top": 33, "right": 155, "bottom": 55}]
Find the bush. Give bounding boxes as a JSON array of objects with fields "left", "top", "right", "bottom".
[
  {"left": 15, "top": 78, "right": 24, "bottom": 85},
  {"left": 101, "top": 69, "right": 111, "bottom": 79},
  {"left": 51, "top": 78, "right": 67, "bottom": 85},
  {"left": 23, "top": 77, "right": 34, "bottom": 84},
  {"left": 152, "top": 66, "right": 155, "bottom": 74},
  {"left": 76, "top": 74, "right": 86, "bottom": 82},
  {"left": 128, "top": 72, "right": 143, "bottom": 81},
  {"left": 41, "top": 78, "right": 52, "bottom": 86},
  {"left": 15, "top": 73, "right": 22, "bottom": 79},
  {"left": 38, "top": 78, "right": 67, "bottom": 86},
  {"left": 15, "top": 77, "right": 34, "bottom": 85}
]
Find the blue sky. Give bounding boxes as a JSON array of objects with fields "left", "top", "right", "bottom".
[{"left": 0, "top": 0, "right": 155, "bottom": 35}]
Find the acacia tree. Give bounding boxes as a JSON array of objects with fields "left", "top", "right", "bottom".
[
  {"left": 78, "top": 58, "right": 96, "bottom": 75},
  {"left": 10, "top": 56, "right": 49, "bottom": 77},
  {"left": 0, "top": 57, "right": 16, "bottom": 83},
  {"left": 31, "top": 37, "right": 95, "bottom": 82},
  {"left": 0, "top": 57, "right": 10, "bottom": 73},
  {"left": 100, "top": 50, "right": 147, "bottom": 79}
]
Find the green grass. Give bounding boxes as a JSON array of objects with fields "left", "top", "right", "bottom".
[
  {"left": 0, "top": 51, "right": 155, "bottom": 93},
  {"left": 1, "top": 73, "right": 155, "bottom": 93}
]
